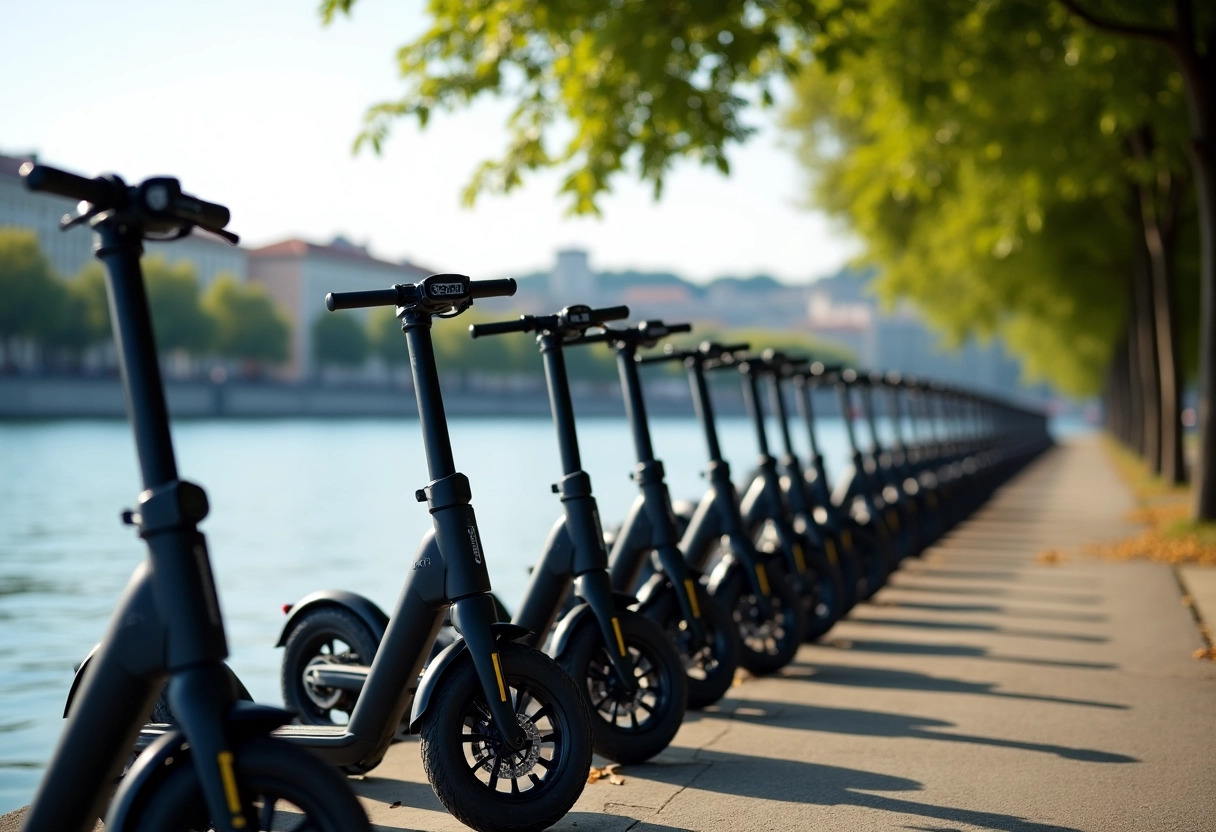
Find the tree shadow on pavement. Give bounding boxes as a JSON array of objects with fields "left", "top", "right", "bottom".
[
  {"left": 638, "top": 749, "right": 1088, "bottom": 832},
  {"left": 706, "top": 699, "right": 1137, "bottom": 764},
  {"left": 841, "top": 614, "right": 1109, "bottom": 644},
  {"left": 882, "top": 584, "right": 1103, "bottom": 605},
  {"left": 872, "top": 600, "right": 1108, "bottom": 624},
  {"left": 820, "top": 637, "right": 1117, "bottom": 671},
  {"left": 789, "top": 662, "right": 1128, "bottom": 710}
]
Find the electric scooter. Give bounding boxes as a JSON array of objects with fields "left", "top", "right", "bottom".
[
  {"left": 558, "top": 320, "right": 741, "bottom": 709},
  {"left": 71, "top": 271, "right": 594, "bottom": 832},
  {"left": 745, "top": 351, "right": 863, "bottom": 623},
  {"left": 827, "top": 366, "right": 909, "bottom": 575},
  {"left": 468, "top": 303, "right": 687, "bottom": 764},
  {"left": 729, "top": 350, "right": 848, "bottom": 641},
  {"left": 273, "top": 274, "right": 594, "bottom": 832},
  {"left": 19, "top": 162, "right": 371, "bottom": 832},
  {"left": 789, "top": 361, "right": 889, "bottom": 601},
  {"left": 635, "top": 340, "right": 808, "bottom": 672}
]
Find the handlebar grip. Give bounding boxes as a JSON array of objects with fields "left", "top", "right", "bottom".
[
  {"left": 470, "top": 278, "right": 517, "bottom": 299},
  {"left": 175, "top": 193, "right": 230, "bottom": 230},
  {"left": 588, "top": 305, "right": 629, "bottom": 324},
  {"left": 325, "top": 287, "right": 403, "bottom": 311},
  {"left": 668, "top": 323, "right": 693, "bottom": 334},
  {"left": 470, "top": 316, "right": 533, "bottom": 338},
  {"left": 20, "top": 162, "right": 114, "bottom": 206}
]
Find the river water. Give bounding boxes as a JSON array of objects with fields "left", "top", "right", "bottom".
[{"left": 0, "top": 413, "right": 1086, "bottom": 812}]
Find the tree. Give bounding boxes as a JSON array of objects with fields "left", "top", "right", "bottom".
[
  {"left": 313, "top": 311, "right": 369, "bottom": 370},
  {"left": 203, "top": 275, "right": 291, "bottom": 374},
  {"left": 366, "top": 306, "right": 409, "bottom": 370},
  {"left": 1050, "top": 0, "right": 1216, "bottom": 518},
  {"left": 782, "top": 0, "right": 1198, "bottom": 487},
  {"left": 143, "top": 257, "right": 215, "bottom": 361},
  {"left": 320, "top": 0, "right": 830, "bottom": 214},
  {"left": 41, "top": 263, "right": 111, "bottom": 366},
  {"left": 0, "top": 228, "right": 60, "bottom": 367}
]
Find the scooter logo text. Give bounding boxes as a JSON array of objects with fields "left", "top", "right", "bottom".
[
  {"left": 467, "top": 526, "right": 482, "bottom": 563},
  {"left": 430, "top": 282, "right": 465, "bottom": 297}
]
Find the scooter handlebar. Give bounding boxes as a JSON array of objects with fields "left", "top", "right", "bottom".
[
  {"left": 470, "top": 316, "right": 533, "bottom": 338},
  {"left": 470, "top": 278, "right": 517, "bottom": 299},
  {"left": 326, "top": 287, "right": 404, "bottom": 311},
  {"left": 23, "top": 163, "right": 232, "bottom": 235},
  {"left": 21, "top": 162, "right": 116, "bottom": 205}
]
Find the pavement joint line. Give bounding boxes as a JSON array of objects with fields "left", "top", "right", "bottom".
[
  {"left": 1171, "top": 564, "right": 1214, "bottom": 652},
  {"left": 622, "top": 760, "right": 714, "bottom": 830}
]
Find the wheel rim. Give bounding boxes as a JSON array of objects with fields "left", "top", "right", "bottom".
[
  {"left": 733, "top": 590, "right": 791, "bottom": 656},
  {"left": 461, "top": 684, "right": 563, "bottom": 797},
  {"left": 666, "top": 615, "right": 721, "bottom": 683},
  {"left": 584, "top": 644, "right": 663, "bottom": 731},
  {"left": 298, "top": 635, "right": 365, "bottom": 724}
]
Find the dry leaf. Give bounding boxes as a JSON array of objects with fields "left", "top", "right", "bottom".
[
  {"left": 1035, "top": 549, "right": 1066, "bottom": 565},
  {"left": 1192, "top": 646, "right": 1216, "bottom": 661},
  {"left": 587, "top": 764, "right": 625, "bottom": 785}
]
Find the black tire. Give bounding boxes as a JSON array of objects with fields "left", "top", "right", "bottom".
[
  {"left": 801, "top": 549, "right": 846, "bottom": 642},
  {"left": 150, "top": 663, "right": 252, "bottom": 724},
  {"left": 645, "top": 582, "right": 740, "bottom": 709},
  {"left": 419, "top": 641, "right": 593, "bottom": 832},
  {"left": 280, "top": 606, "right": 378, "bottom": 728},
  {"left": 560, "top": 610, "right": 687, "bottom": 764},
  {"left": 124, "top": 735, "right": 370, "bottom": 831},
  {"left": 716, "top": 560, "right": 805, "bottom": 675}
]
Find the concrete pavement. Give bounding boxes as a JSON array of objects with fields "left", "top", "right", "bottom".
[
  {"left": 352, "top": 436, "right": 1216, "bottom": 831},
  {"left": 5, "top": 436, "right": 1212, "bottom": 831}
]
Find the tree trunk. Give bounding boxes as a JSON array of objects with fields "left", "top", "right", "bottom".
[
  {"left": 1191, "top": 138, "right": 1216, "bottom": 516},
  {"left": 1180, "top": 43, "right": 1215, "bottom": 517},
  {"left": 1129, "top": 202, "right": 1161, "bottom": 471}
]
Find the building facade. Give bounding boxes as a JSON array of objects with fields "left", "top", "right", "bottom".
[
  {"left": 249, "top": 237, "right": 432, "bottom": 379},
  {"left": 1, "top": 151, "right": 248, "bottom": 286}
]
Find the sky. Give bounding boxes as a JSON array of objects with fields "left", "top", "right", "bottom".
[{"left": 2, "top": 0, "right": 860, "bottom": 285}]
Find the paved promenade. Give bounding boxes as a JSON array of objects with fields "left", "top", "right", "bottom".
[
  {"left": 352, "top": 436, "right": 1216, "bottom": 831},
  {"left": 5, "top": 436, "right": 1212, "bottom": 831}
]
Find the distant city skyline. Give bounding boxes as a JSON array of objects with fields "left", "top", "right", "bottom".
[{"left": 2, "top": 0, "right": 862, "bottom": 286}]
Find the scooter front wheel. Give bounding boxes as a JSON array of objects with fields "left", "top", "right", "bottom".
[
  {"left": 420, "top": 641, "right": 593, "bottom": 832},
  {"left": 645, "top": 582, "right": 740, "bottom": 709},
  {"left": 123, "top": 735, "right": 370, "bottom": 831},
  {"left": 560, "top": 609, "right": 687, "bottom": 764},
  {"left": 716, "top": 560, "right": 805, "bottom": 675}
]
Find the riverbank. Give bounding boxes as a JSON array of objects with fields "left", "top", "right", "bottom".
[{"left": 0, "top": 375, "right": 696, "bottom": 419}]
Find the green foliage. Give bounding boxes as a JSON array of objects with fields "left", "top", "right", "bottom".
[
  {"left": 203, "top": 275, "right": 291, "bottom": 366},
  {"left": 143, "top": 257, "right": 215, "bottom": 356},
  {"left": 781, "top": 0, "right": 1193, "bottom": 395},
  {"left": 366, "top": 306, "right": 409, "bottom": 367},
  {"left": 0, "top": 227, "right": 60, "bottom": 345},
  {"left": 321, "top": 0, "right": 835, "bottom": 214},
  {"left": 313, "top": 312, "right": 370, "bottom": 368},
  {"left": 42, "top": 262, "right": 111, "bottom": 358}
]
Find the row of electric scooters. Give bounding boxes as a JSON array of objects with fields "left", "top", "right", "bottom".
[{"left": 16, "top": 162, "right": 1053, "bottom": 832}]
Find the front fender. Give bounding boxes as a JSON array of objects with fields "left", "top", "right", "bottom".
[
  {"left": 276, "top": 590, "right": 389, "bottom": 647},
  {"left": 706, "top": 555, "right": 741, "bottom": 596},
  {"left": 546, "top": 590, "right": 638, "bottom": 661},
  {"left": 409, "top": 622, "right": 531, "bottom": 732},
  {"left": 64, "top": 643, "right": 101, "bottom": 717},
  {"left": 105, "top": 703, "right": 293, "bottom": 830},
  {"left": 104, "top": 728, "right": 189, "bottom": 831}
]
